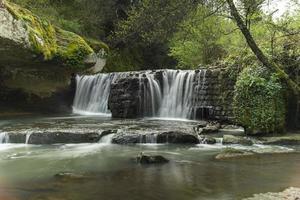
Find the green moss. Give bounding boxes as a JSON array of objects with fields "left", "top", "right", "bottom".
[
  {"left": 4, "top": 0, "right": 97, "bottom": 68},
  {"left": 55, "top": 28, "right": 93, "bottom": 68},
  {"left": 5, "top": 1, "right": 57, "bottom": 59},
  {"left": 233, "top": 66, "right": 286, "bottom": 134}
]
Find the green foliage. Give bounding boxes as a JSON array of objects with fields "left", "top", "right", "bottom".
[
  {"left": 233, "top": 66, "right": 286, "bottom": 134},
  {"left": 104, "top": 48, "right": 142, "bottom": 72},
  {"left": 169, "top": 5, "right": 228, "bottom": 68}
]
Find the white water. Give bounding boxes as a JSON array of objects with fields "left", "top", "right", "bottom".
[
  {"left": 139, "top": 134, "right": 158, "bottom": 144},
  {"left": 25, "top": 133, "right": 32, "bottom": 144},
  {"left": 73, "top": 69, "right": 207, "bottom": 119},
  {"left": 99, "top": 134, "right": 115, "bottom": 144},
  {"left": 73, "top": 73, "right": 128, "bottom": 115},
  {"left": 0, "top": 132, "right": 9, "bottom": 144}
]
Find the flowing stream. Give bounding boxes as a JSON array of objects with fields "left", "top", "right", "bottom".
[{"left": 0, "top": 115, "right": 300, "bottom": 200}]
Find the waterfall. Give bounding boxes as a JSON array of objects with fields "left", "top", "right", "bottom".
[
  {"left": 99, "top": 134, "right": 115, "bottom": 144},
  {"left": 25, "top": 133, "right": 32, "bottom": 144},
  {"left": 73, "top": 69, "right": 207, "bottom": 120},
  {"left": 73, "top": 73, "right": 129, "bottom": 115},
  {"left": 0, "top": 132, "right": 9, "bottom": 144},
  {"left": 139, "top": 134, "right": 158, "bottom": 144},
  {"left": 158, "top": 70, "right": 197, "bottom": 119},
  {"left": 140, "top": 73, "right": 162, "bottom": 116}
]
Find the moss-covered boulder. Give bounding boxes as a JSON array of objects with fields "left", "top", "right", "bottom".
[
  {"left": 0, "top": 0, "right": 96, "bottom": 68},
  {"left": 0, "top": 0, "right": 108, "bottom": 113}
]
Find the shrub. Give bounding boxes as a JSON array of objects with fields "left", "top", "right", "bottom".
[{"left": 233, "top": 66, "right": 285, "bottom": 134}]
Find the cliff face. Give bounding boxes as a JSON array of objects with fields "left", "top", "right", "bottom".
[{"left": 0, "top": 0, "right": 104, "bottom": 113}]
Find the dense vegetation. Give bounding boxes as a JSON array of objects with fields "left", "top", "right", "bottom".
[{"left": 8, "top": 0, "right": 300, "bottom": 133}]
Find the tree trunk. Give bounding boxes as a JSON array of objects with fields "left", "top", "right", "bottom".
[{"left": 226, "top": 0, "right": 300, "bottom": 95}]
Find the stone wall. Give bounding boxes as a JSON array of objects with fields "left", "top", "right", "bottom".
[
  {"left": 108, "top": 68, "right": 235, "bottom": 121},
  {"left": 192, "top": 68, "right": 235, "bottom": 121}
]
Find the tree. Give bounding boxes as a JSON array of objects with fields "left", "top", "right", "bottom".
[{"left": 226, "top": 0, "right": 300, "bottom": 94}]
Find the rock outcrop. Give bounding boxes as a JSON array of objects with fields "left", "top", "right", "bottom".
[
  {"left": 0, "top": 1, "right": 106, "bottom": 113},
  {"left": 7, "top": 132, "right": 101, "bottom": 144},
  {"left": 156, "top": 131, "right": 199, "bottom": 144}
]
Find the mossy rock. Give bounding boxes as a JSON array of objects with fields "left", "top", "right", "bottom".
[{"left": 2, "top": 1, "right": 108, "bottom": 69}]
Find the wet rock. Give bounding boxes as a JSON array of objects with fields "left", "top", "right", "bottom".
[
  {"left": 157, "top": 131, "right": 199, "bottom": 144},
  {"left": 100, "top": 129, "right": 117, "bottom": 138},
  {"left": 31, "top": 132, "right": 100, "bottom": 144},
  {"left": 243, "top": 187, "right": 300, "bottom": 200},
  {"left": 6, "top": 133, "right": 26, "bottom": 143},
  {"left": 201, "top": 125, "right": 219, "bottom": 134},
  {"left": 136, "top": 153, "right": 169, "bottom": 164},
  {"left": 259, "top": 134, "right": 300, "bottom": 145},
  {"left": 215, "top": 148, "right": 254, "bottom": 160},
  {"left": 193, "top": 121, "right": 208, "bottom": 133},
  {"left": 111, "top": 132, "right": 141, "bottom": 144},
  {"left": 222, "top": 134, "right": 253, "bottom": 146},
  {"left": 198, "top": 135, "right": 216, "bottom": 144},
  {"left": 108, "top": 77, "right": 141, "bottom": 118}
]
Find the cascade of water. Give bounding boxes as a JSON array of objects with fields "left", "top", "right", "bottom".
[
  {"left": 99, "top": 134, "right": 115, "bottom": 144},
  {"left": 73, "top": 69, "right": 207, "bottom": 120},
  {"left": 72, "top": 73, "right": 129, "bottom": 115},
  {"left": 0, "top": 132, "right": 9, "bottom": 144},
  {"left": 158, "top": 70, "right": 198, "bottom": 119},
  {"left": 139, "top": 134, "right": 158, "bottom": 144},
  {"left": 25, "top": 133, "right": 32, "bottom": 144},
  {"left": 140, "top": 72, "right": 162, "bottom": 116}
]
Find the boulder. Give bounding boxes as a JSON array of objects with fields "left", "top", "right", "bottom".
[
  {"left": 136, "top": 153, "right": 169, "bottom": 164},
  {"left": 157, "top": 131, "right": 199, "bottom": 144},
  {"left": 222, "top": 134, "right": 253, "bottom": 146},
  {"left": 0, "top": 1, "right": 107, "bottom": 113}
]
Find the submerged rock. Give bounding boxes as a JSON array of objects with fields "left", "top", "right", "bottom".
[
  {"left": 259, "top": 134, "right": 300, "bottom": 145},
  {"left": 243, "top": 187, "right": 300, "bottom": 200},
  {"left": 215, "top": 148, "right": 254, "bottom": 160},
  {"left": 54, "top": 172, "right": 89, "bottom": 181},
  {"left": 157, "top": 131, "right": 199, "bottom": 144},
  {"left": 222, "top": 134, "right": 253, "bottom": 146},
  {"left": 136, "top": 153, "right": 169, "bottom": 164}
]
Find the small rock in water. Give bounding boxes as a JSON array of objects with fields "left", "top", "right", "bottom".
[
  {"left": 198, "top": 135, "right": 216, "bottom": 144},
  {"left": 136, "top": 153, "right": 169, "bottom": 164},
  {"left": 54, "top": 172, "right": 88, "bottom": 181},
  {"left": 223, "top": 134, "right": 253, "bottom": 146},
  {"left": 215, "top": 148, "right": 254, "bottom": 160},
  {"left": 243, "top": 187, "right": 300, "bottom": 200}
]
